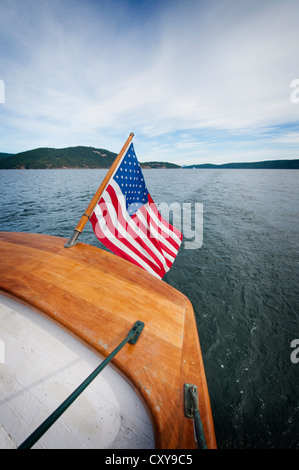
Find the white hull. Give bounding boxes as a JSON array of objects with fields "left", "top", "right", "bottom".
[{"left": 0, "top": 294, "right": 154, "bottom": 449}]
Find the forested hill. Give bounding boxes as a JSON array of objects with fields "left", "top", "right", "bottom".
[
  {"left": 0, "top": 146, "right": 297, "bottom": 169},
  {"left": 0, "top": 146, "right": 118, "bottom": 169},
  {"left": 0, "top": 152, "right": 14, "bottom": 159},
  {"left": 0, "top": 146, "right": 181, "bottom": 169}
]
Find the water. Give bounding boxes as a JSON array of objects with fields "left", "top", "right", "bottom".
[{"left": 1, "top": 168, "right": 298, "bottom": 448}]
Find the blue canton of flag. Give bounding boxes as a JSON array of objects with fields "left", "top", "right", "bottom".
[{"left": 113, "top": 144, "right": 149, "bottom": 216}]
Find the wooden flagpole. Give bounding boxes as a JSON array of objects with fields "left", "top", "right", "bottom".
[{"left": 64, "top": 132, "right": 134, "bottom": 248}]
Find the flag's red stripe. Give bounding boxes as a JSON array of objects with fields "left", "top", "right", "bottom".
[
  {"left": 106, "top": 185, "right": 167, "bottom": 276},
  {"left": 95, "top": 195, "right": 165, "bottom": 277},
  {"left": 90, "top": 210, "right": 163, "bottom": 278},
  {"left": 131, "top": 212, "right": 173, "bottom": 270},
  {"left": 137, "top": 204, "right": 180, "bottom": 254},
  {"left": 148, "top": 194, "right": 183, "bottom": 240},
  {"left": 90, "top": 213, "right": 150, "bottom": 274},
  {"left": 135, "top": 205, "right": 178, "bottom": 264},
  {"left": 131, "top": 210, "right": 173, "bottom": 267},
  {"left": 107, "top": 185, "right": 167, "bottom": 274},
  {"left": 146, "top": 204, "right": 182, "bottom": 250}
]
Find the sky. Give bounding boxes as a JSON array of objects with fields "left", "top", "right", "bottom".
[{"left": 0, "top": 0, "right": 299, "bottom": 165}]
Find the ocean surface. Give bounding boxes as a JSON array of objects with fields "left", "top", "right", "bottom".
[{"left": 0, "top": 168, "right": 298, "bottom": 449}]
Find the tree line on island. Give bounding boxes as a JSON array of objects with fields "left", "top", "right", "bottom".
[{"left": 0, "top": 146, "right": 298, "bottom": 169}]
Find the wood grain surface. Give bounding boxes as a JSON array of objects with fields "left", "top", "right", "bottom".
[{"left": 0, "top": 232, "right": 216, "bottom": 449}]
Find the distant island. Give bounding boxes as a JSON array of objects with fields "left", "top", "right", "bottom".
[
  {"left": 183, "top": 160, "right": 299, "bottom": 169},
  {"left": 0, "top": 146, "right": 180, "bottom": 169},
  {"left": 0, "top": 146, "right": 298, "bottom": 169}
]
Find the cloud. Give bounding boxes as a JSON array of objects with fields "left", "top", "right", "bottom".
[
  {"left": 273, "top": 132, "right": 299, "bottom": 144},
  {"left": 157, "top": 0, "right": 299, "bottom": 129},
  {"left": 0, "top": 0, "right": 299, "bottom": 163}
]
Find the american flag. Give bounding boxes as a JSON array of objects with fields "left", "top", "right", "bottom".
[{"left": 89, "top": 142, "right": 182, "bottom": 279}]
